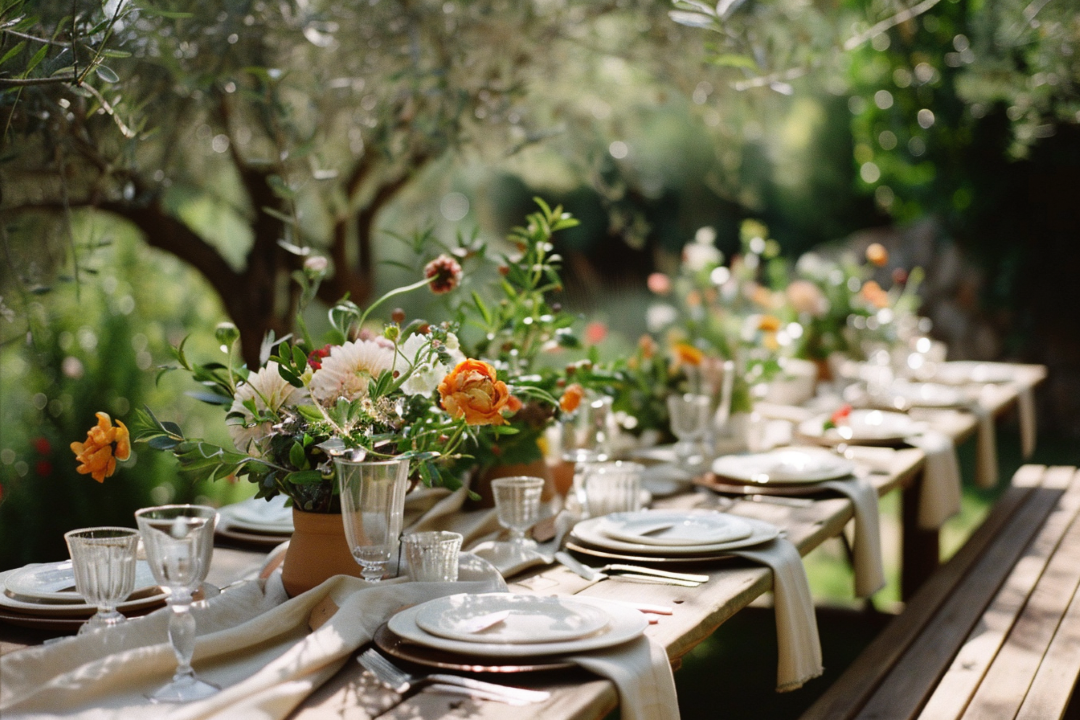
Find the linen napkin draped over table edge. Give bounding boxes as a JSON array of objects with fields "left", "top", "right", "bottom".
[
  {"left": 818, "top": 477, "right": 886, "bottom": 598},
  {"left": 728, "top": 537, "right": 824, "bottom": 692}
]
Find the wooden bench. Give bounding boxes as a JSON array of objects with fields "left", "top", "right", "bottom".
[{"left": 802, "top": 464, "right": 1080, "bottom": 720}]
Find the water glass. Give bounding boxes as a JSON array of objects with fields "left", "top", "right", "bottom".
[
  {"left": 64, "top": 527, "right": 140, "bottom": 635},
  {"left": 582, "top": 461, "right": 644, "bottom": 517},
  {"left": 336, "top": 457, "right": 410, "bottom": 582},
  {"left": 491, "top": 476, "right": 544, "bottom": 550},
  {"left": 135, "top": 504, "right": 219, "bottom": 703},
  {"left": 667, "top": 393, "right": 711, "bottom": 466},
  {"left": 403, "top": 531, "right": 462, "bottom": 582},
  {"left": 560, "top": 394, "right": 613, "bottom": 464}
]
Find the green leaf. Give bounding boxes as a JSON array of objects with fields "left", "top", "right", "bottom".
[
  {"left": 184, "top": 390, "right": 232, "bottom": 405},
  {"left": 709, "top": 53, "right": 758, "bottom": 70},
  {"left": 285, "top": 470, "right": 324, "bottom": 485},
  {"left": 23, "top": 43, "right": 46, "bottom": 75},
  {"left": 668, "top": 10, "right": 718, "bottom": 28},
  {"left": 0, "top": 40, "right": 25, "bottom": 66},
  {"left": 147, "top": 436, "right": 179, "bottom": 450},
  {"left": 94, "top": 64, "right": 119, "bottom": 83},
  {"left": 289, "top": 441, "right": 306, "bottom": 469}
]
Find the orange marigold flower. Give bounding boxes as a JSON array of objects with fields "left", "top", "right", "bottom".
[
  {"left": 70, "top": 412, "right": 130, "bottom": 483},
  {"left": 438, "top": 359, "right": 519, "bottom": 426},
  {"left": 559, "top": 383, "right": 585, "bottom": 413},
  {"left": 861, "top": 280, "right": 889, "bottom": 309},
  {"left": 424, "top": 254, "right": 463, "bottom": 294},
  {"left": 866, "top": 243, "right": 888, "bottom": 267},
  {"left": 758, "top": 314, "right": 782, "bottom": 332},
  {"left": 672, "top": 342, "right": 704, "bottom": 367}
]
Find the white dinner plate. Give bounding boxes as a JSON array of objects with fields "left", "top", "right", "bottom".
[
  {"left": 414, "top": 593, "right": 611, "bottom": 644},
  {"left": 599, "top": 511, "right": 753, "bottom": 546},
  {"left": 931, "top": 361, "right": 1016, "bottom": 385},
  {"left": 711, "top": 448, "right": 855, "bottom": 486},
  {"left": 798, "top": 409, "right": 921, "bottom": 446},
  {"left": 218, "top": 496, "right": 294, "bottom": 535},
  {"left": 571, "top": 512, "right": 779, "bottom": 556},
  {"left": 4, "top": 560, "right": 158, "bottom": 603},
  {"left": 388, "top": 594, "right": 647, "bottom": 657},
  {"left": 889, "top": 381, "right": 967, "bottom": 408},
  {"left": 0, "top": 567, "right": 167, "bottom": 618}
]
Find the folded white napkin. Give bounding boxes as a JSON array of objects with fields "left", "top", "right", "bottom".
[
  {"left": 468, "top": 541, "right": 551, "bottom": 578},
  {"left": 1017, "top": 385, "right": 1037, "bottom": 459},
  {"left": 967, "top": 403, "right": 999, "bottom": 488},
  {"left": 404, "top": 485, "right": 502, "bottom": 547},
  {"left": 1, "top": 568, "right": 505, "bottom": 719},
  {"left": 728, "top": 538, "right": 823, "bottom": 692},
  {"left": 570, "top": 634, "right": 680, "bottom": 720},
  {"left": 819, "top": 478, "right": 886, "bottom": 597},
  {"left": 905, "top": 430, "right": 962, "bottom": 529}
]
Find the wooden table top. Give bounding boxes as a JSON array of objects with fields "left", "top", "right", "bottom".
[{"left": 0, "top": 362, "right": 1047, "bottom": 720}]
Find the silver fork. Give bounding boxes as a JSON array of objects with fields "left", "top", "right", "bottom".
[{"left": 357, "top": 648, "right": 550, "bottom": 705}]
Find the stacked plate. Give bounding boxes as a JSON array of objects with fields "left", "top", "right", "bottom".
[
  {"left": 0, "top": 560, "right": 166, "bottom": 631},
  {"left": 887, "top": 381, "right": 968, "bottom": 409},
  {"left": 375, "top": 592, "right": 648, "bottom": 672},
  {"left": 565, "top": 509, "right": 780, "bottom": 563},
  {"left": 797, "top": 409, "right": 922, "bottom": 446},
  {"left": 702, "top": 447, "right": 856, "bottom": 497},
  {"left": 216, "top": 495, "right": 293, "bottom": 548},
  {"left": 930, "top": 361, "right": 1015, "bottom": 386}
]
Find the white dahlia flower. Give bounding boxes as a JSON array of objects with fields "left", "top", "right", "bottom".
[
  {"left": 227, "top": 361, "right": 310, "bottom": 455},
  {"left": 308, "top": 340, "right": 395, "bottom": 405}
]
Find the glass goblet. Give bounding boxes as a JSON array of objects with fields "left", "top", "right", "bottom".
[
  {"left": 135, "top": 504, "right": 219, "bottom": 703},
  {"left": 64, "top": 527, "right": 140, "bottom": 635},
  {"left": 560, "top": 394, "right": 613, "bottom": 510},
  {"left": 491, "top": 476, "right": 544, "bottom": 552},
  {"left": 336, "top": 456, "right": 410, "bottom": 582},
  {"left": 667, "top": 393, "right": 711, "bottom": 467}
]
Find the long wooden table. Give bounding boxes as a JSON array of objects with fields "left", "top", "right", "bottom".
[{"left": 0, "top": 363, "right": 1047, "bottom": 720}]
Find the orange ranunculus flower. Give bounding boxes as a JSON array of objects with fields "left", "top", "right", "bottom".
[
  {"left": 758, "top": 314, "right": 782, "bottom": 332},
  {"left": 70, "top": 412, "right": 130, "bottom": 483},
  {"left": 672, "top": 342, "right": 704, "bottom": 367},
  {"left": 559, "top": 383, "right": 585, "bottom": 413},
  {"left": 438, "top": 359, "right": 519, "bottom": 426},
  {"left": 866, "top": 243, "right": 888, "bottom": 267}
]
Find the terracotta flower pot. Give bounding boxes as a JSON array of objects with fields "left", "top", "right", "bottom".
[
  {"left": 470, "top": 458, "right": 555, "bottom": 509},
  {"left": 280, "top": 508, "right": 359, "bottom": 597}
]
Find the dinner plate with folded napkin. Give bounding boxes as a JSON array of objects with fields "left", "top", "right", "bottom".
[{"left": 376, "top": 592, "right": 678, "bottom": 720}]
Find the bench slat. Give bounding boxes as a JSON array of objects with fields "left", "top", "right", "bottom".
[
  {"left": 961, "top": 469, "right": 1080, "bottom": 720},
  {"left": 854, "top": 468, "right": 1071, "bottom": 720},
  {"left": 800, "top": 466, "right": 1052, "bottom": 720},
  {"left": 917, "top": 467, "right": 1080, "bottom": 719}
]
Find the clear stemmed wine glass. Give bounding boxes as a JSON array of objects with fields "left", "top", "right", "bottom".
[
  {"left": 337, "top": 456, "right": 410, "bottom": 582},
  {"left": 491, "top": 476, "right": 544, "bottom": 553},
  {"left": 667, "top": 393, "right": 711, "bottom": 467},
  {"left": 64, "top": 527, "right": 141, "bottom": 635},
  {"left": 560, "top": 394, "right": 613, "bottom": 510},
  {"left": 135, "top": 504, "right": 219, "bottom": 703}
]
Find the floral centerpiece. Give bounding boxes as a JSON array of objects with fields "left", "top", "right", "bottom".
[
  {"left": 134, "top": 256, "right": 514, "bottom": 514},
  {"left": 438, "top": 199, "right": 588, "bottom": 485},
  {"left": 789, "top": 242, "right": 925, "bottom": 363}
]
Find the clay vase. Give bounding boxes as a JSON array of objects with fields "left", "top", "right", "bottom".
[{"left": 280, "top": 508, "right": 359, "bottom": 597}]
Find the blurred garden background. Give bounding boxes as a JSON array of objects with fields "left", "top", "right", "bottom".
[{"left": 1, "top": 1, "right": 1078, "bottom": 714}]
